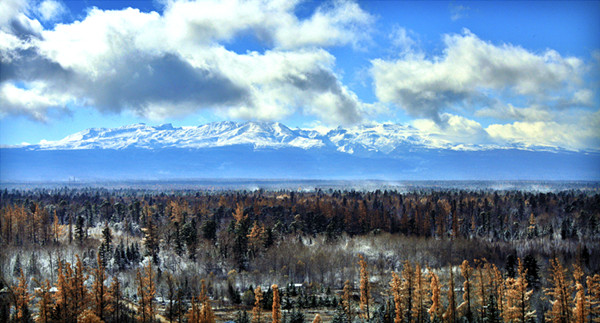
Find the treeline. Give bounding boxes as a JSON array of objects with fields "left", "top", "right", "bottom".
[
  {"left": 2, "top": 187, "right": 598, "bottom": 245},
  {"left": 3, "top": 251, "right": 600, "bottom": 322},
  {"left": 1, "top": 188, "right": 598, "bottom": 270},
  {"left": 1, "top": 188, "right": 599, "bottom": 321}
]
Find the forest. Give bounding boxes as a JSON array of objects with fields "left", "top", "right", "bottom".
[{"left": 0, "top": 187, "right": 599, "bottom": 322}]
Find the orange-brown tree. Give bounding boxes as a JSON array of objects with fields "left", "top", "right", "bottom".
[
  {"left": 136, "top": 261, "right": 157, "bottom": 323},
  {"left": 504, "top": 258, "right": 535, "bottom": 322},
  {"left": 272, "top": 284, "right": 281, "bottom": 323},
  {"left": 91, "top": 252, "right": 110, "bottom": 321},
  {"left": 14, "top": 269, "right": 32, "bottom": 322},
  {"left": 428, "top": 271, "right": 443, "bottom": 322},
  {"left": 252, "top": 286, "right": 264, "bottom": 323},
  {"left": 358, "top": 254, "right": 371, "bottom": 321},
  {"left": 545, "top": 258, "right": 573, "bottom": 323}
]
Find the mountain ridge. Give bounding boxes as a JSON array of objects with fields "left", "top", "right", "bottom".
[{"left": 15, "top": 120, "right": 571, "bottom": 154}]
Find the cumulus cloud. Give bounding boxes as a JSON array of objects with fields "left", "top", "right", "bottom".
[
  {"left": 412, "top": 113, "right": 491, "bottom": 147},
  {"left": 486, "top": 112, "right": 600, "bottom": 151},
  {"left": 371, "top": 29, "right": 592, "bottom": 123},
  {"left": 0, "top": 0, "right": 373, "bottom": 124}
]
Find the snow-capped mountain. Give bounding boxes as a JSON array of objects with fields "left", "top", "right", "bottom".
[
  {"left": 2, "top": 121, "right": 599, "bottom": 181},
  {"left": 26, "top": 121, "right": 491, "bottom": 154}
]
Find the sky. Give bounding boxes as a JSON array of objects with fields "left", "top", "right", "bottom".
[{"left": 1, "top": 0, "right": 599, "bottom": 151}]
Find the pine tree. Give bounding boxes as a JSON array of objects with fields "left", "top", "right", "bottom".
[
  {"left": 545, "top": 258, "right": 573, "bottom": 323},
  {"left": 342, "top": 280, "right": 353, "bottom": 323},
  {"left": 91, "top": 252, "right": 109, "bottom": 321},
  {"left": 99, "top": 224, "right": 112, "bottom": 268},
  {"left": 78, "top": 309, "right": 103, "bottom": 323},
  {"left": 428, "top": 271, "right": 443, "bottom": 322},
  {"left": 198, "top": 279, "right": 216, "bottom": 323},
  {"left": 54, "top": 260, "right": 74, "bottom": 322},
  {"left": 358, "top": 254, "right": 371, "bottom": 321},
  {"left": 587, "top": 274, "right": 600, "bottom": 322},
  {"left": 73, "top": 255, "right": 89, "bottom": 318},
  {"left": 443, "top": 267, "right": 457, "bottom": 323},
  {"left": 332, "top": 305, "right": 349, "bottom": 323},
  {"left": 14, "top": 269, "right": 32, "bottom": 322},
  {"left": 247, "top": 222, "right": 264, "bottom": 258},
  {"left": 107, "top": 278, "right": 124, "bottom": 323},
  {"left": 414, "top": 263, "right": 428, "bottom": 323},
  {"left": 136, "top": 261, "right": 156, "bottom": 323},
  {"left": 474, "top": 259, "right": 490, "bottom": 320},
  {"left": 272, "top": 284, "right": 281, "bottom": 323},
  {"left": 35, "top": 279, "right": 53, "bottom": 323},
  {"left": 457, "top": 260, "right": 474, "bottom": 321},
  {"left": 390, "top": 271, "right": 404, "bottom": 323},
  {"left": 401, "top": 260, "right": 415, "bottom": 321},
  {"left": 53, "top": 211, "right": 63, "bottom": 244},
  {"left": 187, "top": 294, "right": 201, "bottom": 323},
  {"left": 572, "top": 264, "right": 588, "bottom": 323},
  {"left": 236, "top": 310, "right": 251, "bottom": 323},
  {"left": 253, "top": 286, "right": 264, "bottom": 323},
  {"left": 490, "top": 264, "right": 506, "bottom": 319},
  {"left": 504, "top": 258, "right": 535, "bottom": 322},
  {"left": 166, "top": 273, "right": 182, "bottom": 323},
  {"left": 142, "top": 204, "right": 160, "bottom": 264}
]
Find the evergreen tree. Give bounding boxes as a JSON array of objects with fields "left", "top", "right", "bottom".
[
  {"left": 98, "top": 224, "right": 112, "bottom": 268},
  {"left": 332, "top": 305, "right": 348, "bottom": 323},
  {"left": 483, "top": 294, "right": 501, "bottom": 323},
  {"left": 236, "top": 310, "right": 250, "bottom": 323},
  {"left": 288, "top": 309, "right": 305, "bottom": 323}
]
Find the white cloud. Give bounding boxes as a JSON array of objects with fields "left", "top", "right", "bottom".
[
  {"left": 389, "top": 26, "right": 416, "bottom": 54},
  {"left": 412, "top": 113, "right": 490, "bottom": 147},
  {"left": 475, "top": 104, "right": 553, "bottom": 122},
  {"left": 1, "top": 0, "right": 374, "bottom": 125},
  {"left": 0, "top": 82, "right": 71, "bottom": 121},
  {"left": 36, "top": 0, "right": 66, "bottom": 22},
  {"left": 485, "top": 115, "right": 600, "bottom": 151},
  {"left": 450, "top": 4, "right": 469, "bottom": 21},
  {"left": 371, "top": 29, "right": 591, "bottom": 123},
  {"left": 160, "top": 0, "right": 373, "bottom": 49},
  {"left": 0, "top": 0, "right": 28, "bottom": 30}
]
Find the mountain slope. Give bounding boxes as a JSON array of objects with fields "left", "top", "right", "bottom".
[{"left": 2, "top": 121, "right": 599, "bottom": 181}]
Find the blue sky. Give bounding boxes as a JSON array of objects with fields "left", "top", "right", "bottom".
[{"left": 1, "top": 0, "right": 599, "bottom": 150}]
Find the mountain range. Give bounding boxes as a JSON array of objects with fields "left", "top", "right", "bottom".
[{"left": 1, "top": 121, "right": 599, "bottom": 181}]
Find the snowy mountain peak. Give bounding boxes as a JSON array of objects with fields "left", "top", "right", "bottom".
[{"left": 24, "top": 120, "right": 517, "bottom": 154}]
